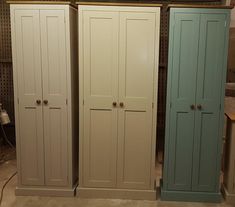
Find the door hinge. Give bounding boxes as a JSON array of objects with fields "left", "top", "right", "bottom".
[
  {"left": 170, "top": 102, "right": 172, "bottom": 108},
  {"left": 225, "top": 21, "right": 227, "bottom": 27},
  {"left": 152, "top": 103, "right": 154, "bottom": 108},
  {"left": 66, "top": 99, "right": 68, "bottom": 105},
  {"left": 17, "top": 98, "right": 19, "bottom": 104},
  {"left": 83, "top": 100, "right": 84, "bottom": 105}
]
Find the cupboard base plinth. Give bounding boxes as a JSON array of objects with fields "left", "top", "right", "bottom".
[
  {"left": 76, "top": 187, "right": 156, "bottom": 200},
  {"left": 15, "top": 186, "right": 76, "bottom": 197},
  {"left": 161, "top": 187, "right": 221, "bottom": 203},
  {"left": 221, "top": 184, "right": 235, "bottom": 204}
]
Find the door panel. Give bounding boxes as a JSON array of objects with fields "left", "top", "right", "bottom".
[
  {"left": 167, "top": 13, "right": 200, "bottom": 191},
  {"left": 117, "top": 12, "right": 157, "bottom": 189},
  {"left": 82, "top": 11, "right": 119, "bottom": 187},
  {"left": 192, "top": 14, "right": 226, "bottom": 192},
  {"left": 14, "top": 10, "right": 44, "bottom": 186},
  {"left": 40, "top": 10, "right": 68, "bottom": 186}
]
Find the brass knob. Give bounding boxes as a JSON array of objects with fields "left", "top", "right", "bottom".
[
  {"left": 120, "top": 102, "right": 124, "bottom": 107},
  {"left": 36, "top": 100, "right": 41, "bottom": 105},
  {"left": 197, "top": 104, "right": 202, "bottom": 110},
  {"left": 112, "top": 102, "right": 117, "bottom": 107},
  {"left": 190, "top": 104, "right": 195, "bottom": 110},
  {"left": 43, "top": 100, "right": 48, "bottom": 105}
]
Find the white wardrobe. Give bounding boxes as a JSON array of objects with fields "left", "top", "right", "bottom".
[
  {"left": 10, "top": 3, "right": 78, "bottom": 196},
  {"left": 78, "top": 5, "right": 160, "bottom": 200}
]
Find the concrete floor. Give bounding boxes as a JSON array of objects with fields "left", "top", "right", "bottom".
[{"left": 0, "top": 159, "right": 234, "bottom": 207}]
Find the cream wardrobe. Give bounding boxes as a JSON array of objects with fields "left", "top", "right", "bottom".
[
  {"left": 78, "top": 5, "right": 160, "bottom": 200},
  {"left": 10, "top": 3, "right": 78, "bottom": 196}
]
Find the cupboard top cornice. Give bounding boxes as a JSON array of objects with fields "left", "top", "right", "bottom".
[
  {"left": 76, "top": 1, "right": 162, "bottom": 7},
  {"left": 7, "top": 0, "right": 77, "bottom": 8},
  {"left": 167, "top": 3, "right": 234, "bottom": 10}
]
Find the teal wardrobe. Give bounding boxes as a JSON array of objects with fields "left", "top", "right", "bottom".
[{"left": 162, "top": 7, "right": 231, "bottom": 202}]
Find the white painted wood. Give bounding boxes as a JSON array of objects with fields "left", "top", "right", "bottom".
[
  {"left": 13, "top": 9, "right": 44, "bottom": 186},
  {"left": 10, "top": 4, "right": 78, "bottom": 194},
  {"left": 79, "top": 5, "right": 160, "bottom": 194},
  {"left": 77, "top": 187, "right": 156, "bottom": 200},
  {"left": 117, "top": 11, "right": 158, "bottom": 189},
  {"left": 82, "top": 10, "right": 119, "bottom": 187},
  {"left": 40, "top": 9, "right": 68, "bottom": 187}
]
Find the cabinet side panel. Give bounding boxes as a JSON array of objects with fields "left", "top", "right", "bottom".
[{"left": 68, "top": 6, "right": 78, "bottom": 187}]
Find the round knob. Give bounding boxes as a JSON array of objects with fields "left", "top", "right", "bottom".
[
  {"left": 190, "top": 104, "right": 195, "bottom": 110},
  {"left": 36, "top": 100, "right": 41, "bottom": 105},
  {"left": 43, "top": 100, "right": 48, "bottom": 105},
  {"left": 197, "top": 104, "right": 202, "bottom": 110},
  {"left": 120, "top": 102, "right": 124, "bottom": 107},
  {"left": 112, "top": 102, "right": 117, "bottom": 107}
]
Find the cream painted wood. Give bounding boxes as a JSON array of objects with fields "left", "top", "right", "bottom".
[
  {"left": 10, "top": 4, "right": 78, "bottom": 195},
  {"left": 78, "top": 6, "right": 160, "bottom": 197},
  {"left": 82, "top": 10, "right": 119, "bottom": 187},
  {"left": 40, "top": 10, "right": 68, "bottom": 187},
  {"left": 117, "top": 11, "right": 158, "bottom": 190},
  {"left": 14, "top": 9, "right": 44, "bottom": 186}
]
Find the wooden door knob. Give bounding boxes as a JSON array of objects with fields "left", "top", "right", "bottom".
[
  {"left": 197, "top": 104, "right": 202, "bottom": 110},
  {"left": 112, "top": 102, "right": 117, "bottom": 107},
  {"left": 43, "top": 100, "right": 48, "bottom": 105},
  {"left": 120, "top": 102, "right": 124, "bottom": 107},
  {"left": 36, "top": 100, "right": 41, "bottom": 105},
  {"left": 190, "top": 104, "right": 195, "bottom": 110}
]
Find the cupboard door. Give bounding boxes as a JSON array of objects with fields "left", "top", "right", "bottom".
[
  {"left": 167, "top": 13, "right": 200, "bottom": 191},
  {"left": 117, "top": 11, "right": 157, "bottom": 189},
  {"left": 192, "top": 14, "right": 227, "bottom": 192},
  {"left": 82, "top": 11, "right": 119, "bottom": 187},
  {"left": 40, "top": 10, "right": 68, "bottom": 186},
  {"left": 14, "top": 10, "right": 44, "bottom": 186}
]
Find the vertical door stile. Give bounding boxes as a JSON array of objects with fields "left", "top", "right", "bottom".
[
  {"left": 192, "top": 13, "right": 227, "bottom": 192},
  {"left": 14, "top": 9, "right": 45, "bottom": 186},
  {"left": 117, "top": 11, "right": 157, "bottom": 190},
  {"left": 166, "top": 11, "right": 200, "bottom": 191},
  {"left": 82, "top": 10, "right": 119, "bottom": 188},
  {"left": 40, "top": 9, "right": 68, "bottom": 187}
]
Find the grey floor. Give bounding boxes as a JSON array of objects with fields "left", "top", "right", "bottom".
[{"left": 0, "top": 158, "right": 234, "bottom": 207}]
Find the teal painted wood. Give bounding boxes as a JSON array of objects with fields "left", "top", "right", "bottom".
[
  {"left": 167, "top": 12, "right": 200, "bottom": 191},
  {"left": 192, "top": 13, "right": 228, "bottom": 192},
  {"left": 161, "top": 187, "right": 222, "bottom": 203},
  {"left": 162, "top": 8, "right": 231, "bottom": 202}
]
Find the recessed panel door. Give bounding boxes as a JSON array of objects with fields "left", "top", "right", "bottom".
[
  {"left": 40, "top": 10, "right": 68, "bottom": 187},
  {"left": 117, "top": 11, "right": 158, "bottom": 189},
  {"left": 167, "top": 13, "right": 200, "bottom": 191},
  {"left": 82, "top": 11, "right": 119, "bottom": 188},
  {"left": 192, "top": 13, "right": 227, "bottom": 192},
  {"left": 14, "top": 10, "right": 44, "bottom": 186}
]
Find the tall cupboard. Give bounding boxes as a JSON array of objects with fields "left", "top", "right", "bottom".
[
  {"left": 78, "top": 5, "right": 160, "bottom": 200},
  {"left": 10, "top": 3, "right": 78, "bottom": 196},
  {"left": 162, "top": 7, "right": 231, "bottom": 202}
]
